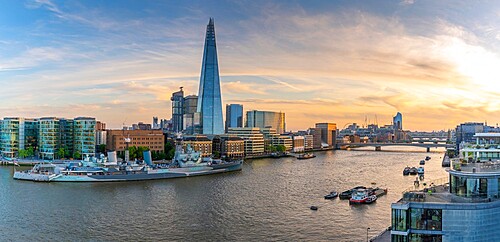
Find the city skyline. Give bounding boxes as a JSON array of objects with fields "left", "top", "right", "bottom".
[{"left": 0, "top": 0, "right": 499, "bottom": 131}]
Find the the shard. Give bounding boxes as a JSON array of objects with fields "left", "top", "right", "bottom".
[{"left": 197, "top": 18, "right": 224, "bottom": 134}]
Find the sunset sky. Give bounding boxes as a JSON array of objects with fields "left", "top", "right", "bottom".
[{"left": 0, "top": 0, "right": 499, "bottom": 131}]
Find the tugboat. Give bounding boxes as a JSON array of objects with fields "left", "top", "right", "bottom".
[
  {"left": 419, "top": 160, "right": 425, "bottom": 165},
  {"left": 409, "top": 167, "right": 418, "bottom": 175},
  {"left": 403, "top": 166, "right": 411, "bottom": 175},
  {"left": 349, "top": 188, "right": 377, "bottom": 204},
  {"left": 324, "top": 191, "right": 338, "bottom": 199},
  {"left": 417, "top": 166, "right": 425, "bottom": 175},
  {"left": 425, "top": 156, "right": 431, "bottom": 161},
  {"left": 339, "top": 186, "right": 367, "bottom": 199},
  {"left": 297, "top": 153, "right": 316, "bottom": 160}
]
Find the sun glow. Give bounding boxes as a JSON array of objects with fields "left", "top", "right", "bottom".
[{"left": 442, "top": 37, "right": 500, "bottom": 90}]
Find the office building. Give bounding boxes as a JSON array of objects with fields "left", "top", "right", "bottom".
[
  {"left": 182, "top": 135, "right": 212, "bottom": 157},
  {"left": 171, "top": 87, "right": 184, "bottom": 133},
  {"left": 197, "top": 18, "right": 224, "bottom": 135},
  {"left": 106, "top": 129, "right": 164, "bottom": 157},
  {"left": 292, "top": 136, "right": 305, "bottom": 153},
  {"left": 73, "top": 117, "right": 97, "bottom": 158},
  {"left": 212, "top": 135, "right": 245, "bottom": 160},
  {"left": 304, "top": 134, "right": 314, "bottom": 150},
  {"left": 225, "top": 104, "right": 243, "bottom": 133},
  {"left": 227, "top": 127, "right": 265, "bottom": 156},
  {"left": 246, "top": 110, "right": 286, "bottom": 134},
  {"left": 183, "top": 95, "right": 199, "bottom": 135},
  {"left": 393, "top": 112, "right": 403, "bottom": 130},
  {"left": 315, "top": 123, "right": 337, "bottom": 148}
]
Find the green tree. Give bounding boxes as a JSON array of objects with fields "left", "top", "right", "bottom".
[
  {"left": 128, "top": 146, "right": 137, "bottom": 160},
  {"left": 73, "top": 151, "right": 81, "bottom": 159},
  {"left": 276, "top": 145, "right": 286, "bottom": 153},
  {"left": 56, "top": 148, "right": 65, "bottom": 159},
  {"left": 18, "top": 149, "right": 28, "bottom": 159},
  {"left": 266, "top": 145, "right": 277, "bottom": 153},
  {"left": 26, "top": 147, "right": 35, "bottom": 157},
  {"left": 166, "top": 149, "right": 175, "bottom": 160},
  {"left": 98, "top": 144, "right": 106, "bottom": 154}
]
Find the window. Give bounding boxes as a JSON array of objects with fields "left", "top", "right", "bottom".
[
  {"left": 409, "top": 208, "right": 442, "bottom": 231},
  {"left": 409, "top": 233, "right": 442, "bottom": 242},
  {"left": 392, "top": 209, "right": 408, "bottom": 231}
]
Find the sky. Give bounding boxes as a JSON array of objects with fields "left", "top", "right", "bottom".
[{"left": 0, "top": 0, "right": 499, "bottom": 131}]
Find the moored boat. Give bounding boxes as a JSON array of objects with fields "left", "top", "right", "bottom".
[
  {"left": 403, "top": 166, "right": 410, "bottom": 175},
  {"left": 425, "top": 156, "right": 431, "bottom": 161},
  {"left": 297, "top": 153, "right": 316, "bottom": 160},
  {"left": 339, "top": 186, "right": 367, "bottom": 199},
  {"left": 417, "top": 166, "right": 425, "bottom": 174},
  {"left": 324, "top": 191, "right": 338, "bottom": 199},
  {"left": 349, "top": 189, "right": 378, "bottom": 204},
  {"left": 13, "top": 145, "right": 243, "bottom": 182},
  {"left": 409, "top": 167, "right": 418, "bottom": 175},
  {"left": 419, "top": 160, "right": 425, "bottom": 165}
]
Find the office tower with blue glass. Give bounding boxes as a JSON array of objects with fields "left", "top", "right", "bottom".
[
  {"left": 197, "top": 18, "right": 224, "bottom": 135},
  {"left": 225, "top": 104, "right": 243, "bottom": 133}
]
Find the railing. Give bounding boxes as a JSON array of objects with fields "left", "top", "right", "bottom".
[{"left": 402, "top": 177, "right": 449, "bottom": 194}]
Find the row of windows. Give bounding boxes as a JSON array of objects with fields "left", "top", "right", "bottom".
[{"left": 392, "top": 208, "right": 442, "bottom": 232}]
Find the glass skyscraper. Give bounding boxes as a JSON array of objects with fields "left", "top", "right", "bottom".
[
  {"left": 197, "top": 18, "right": 224, "bottom": 135},
  {"left": 225, "top": 104, "right": 243, "bottom": 133},
  {"left": 246, "top": 110, "right": 286, "bottom": 134}
]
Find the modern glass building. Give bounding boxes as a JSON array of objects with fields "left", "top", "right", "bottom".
[
  {"left": 171, "top": 87, "right": 184, "bottom": 133},
  {"left": 391, "top": 132, "right": 500, "bottom": 241},
  {"left": 73, "top": 117, "right": 96, "bottom": 158},
  {"left": 246, "top": 110, "right": 286, "bottom": 134},
  {"left": 38, "top": 117, "right": 60, "bottom": 160},
  {"left": 0, "top": 117, "right": 96, "bottom": 159},
  {"left": 225, "top": 104, "right": 243, "bottom": 133},
  {"left": 0, "top": 117, "right": 37, "bottom": 157},
  {"left": 197, "top": 18, "right": 224, "bottom": 135},
  {"left": 393, "top": 112, "right": 403, "bottom": 130}
]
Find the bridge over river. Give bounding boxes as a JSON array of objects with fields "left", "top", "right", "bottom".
[{"left": 337, "top": 142, "right": 454, "bottom": 152}]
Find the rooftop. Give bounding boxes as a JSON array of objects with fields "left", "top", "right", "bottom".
[
  {"left": 398, "top": 184, "right": 494, "bottom": 204},
  {"left": 474, "top": 133, "right": 500, "bottom": 138}
]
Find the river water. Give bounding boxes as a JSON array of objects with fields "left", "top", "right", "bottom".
[{"left": 0, "top": 148, "right": 447, "bottom": 241}]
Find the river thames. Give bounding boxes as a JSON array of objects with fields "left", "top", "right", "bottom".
[{"left": 0, "top": 148, "right": 447, "bottom": 241}]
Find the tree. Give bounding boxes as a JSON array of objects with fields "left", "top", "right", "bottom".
[
  {"left": 73, "top": 151, "right": 81, "bottom": 160},
  {"left": 98, "top": 144, "right": 106, "bottom": 154},
  {"left": 276, "top": 145, "right": 286, "bottom": 153},
  {"left": 128, "top": 146, "right": 137, "bottom": 160},
  {"left": 27, "top": 147, "right": 34, "bottom": 157},
  {"left": 166, "top": 149, "right": 175, "bottom": 160},
  {"left": 18, "top": 149, "right": 28, "bottom": 159},
  {"left": 267, "top": 145, "right": 277, "bottom": 153},
  {"left": 56, "top": 148, "right": 65, "bottom": 159}
]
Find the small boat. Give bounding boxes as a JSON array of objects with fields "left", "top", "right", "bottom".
[
  {"left": 310, "top": 206, "right": 318, "bottom": 210},
  {"left": 297, "top": 153, "right": 316, "bottom": 160},
  {"left": 425, "top": 156, "right": 431, "bottom": 161},
  {"left": 370, "top": 187, "right": 388, "bottom": 197},
  {"left": 339, "top": 186, "right": 367, "bottom": 199},
  {"left": 417, "top": 166, "right": 425, "bottom": 174},
  {"left": 324, "top": 191, "right": 338, "bottom": 199},
  {"left": 403, "top": 166, "right": 410, "bottom": 175},
  {"left": 409, "top": 167, "right": 418, "bottom": 175},
  {"left": 349, "top": 189, "right": 377, "bottom": 204},
  {"left": 365, "top": 195, "right": 377, "bottom": 204},
  {"left": 419, "top": 160, "right": 425, "bottom": 165}
]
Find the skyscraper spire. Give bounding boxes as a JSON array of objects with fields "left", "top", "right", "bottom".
[{"left": 196, "top": 18, "right": 224, "bottom": 134}]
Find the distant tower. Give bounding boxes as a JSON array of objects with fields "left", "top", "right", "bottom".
[
  {"left": 393, "top": 112, "right": 403, "bottom": 130},
  {"left": 225, "top": 104, "right": 243, "bottom": 133},
  {"left": 197, "top": 18, "right": 224, "bottom": 135},
  {"left": 171, "top": 87, "right": 184, "bottom": 132}
]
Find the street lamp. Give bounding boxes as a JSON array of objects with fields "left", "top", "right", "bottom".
[{"left": 366, "top": 227, "right": 370, "bottom": 242}]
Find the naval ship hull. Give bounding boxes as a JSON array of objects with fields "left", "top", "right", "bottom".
[{"left": 13, "top": 161, "right": 243, "bottom": 182}]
